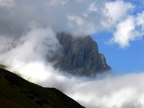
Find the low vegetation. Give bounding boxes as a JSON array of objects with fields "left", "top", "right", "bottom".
[{"left": 0, "top": 68, "right": 84, "bottom": 108}]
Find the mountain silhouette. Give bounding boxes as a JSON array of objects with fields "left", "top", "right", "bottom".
[{"left": 0, "top": 68, "right": 84, "bottom": 108}]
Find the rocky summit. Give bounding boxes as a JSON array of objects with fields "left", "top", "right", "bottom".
[{"left": 49, "top": 32, "right": 111, "bottom": 76}]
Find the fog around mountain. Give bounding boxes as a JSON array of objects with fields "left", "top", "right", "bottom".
[{"left": 0, "top": 26, "right": 143, "bottom": 108}]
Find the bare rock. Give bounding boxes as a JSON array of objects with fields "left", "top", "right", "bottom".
[{"left": 50, "top": 32, "right": 111, "bottom": 76}]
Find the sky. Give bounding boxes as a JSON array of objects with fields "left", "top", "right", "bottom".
[
  {"left": 91, "top": 0, "right": 144, "bottom": 75},
  {"left": 0, "top": 0, "right": 143, "bottom": 75},
  {"left": 92, "top": 31, "right": 144, "bottom": 75},
  {"left": 0, "top": 0, "right": 144, "bottom": 108}
]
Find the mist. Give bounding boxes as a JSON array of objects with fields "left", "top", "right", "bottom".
[
  {"left": 0, "top": 26, "right": 143, "bottom": 108},
  {"left": 0, "top": 0, "right": 144, "bottom": 108}
]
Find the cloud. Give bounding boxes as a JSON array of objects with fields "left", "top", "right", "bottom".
[
  {"left": 47, "top": 0, "right": 68, "bottom": 5},
  {"left": 3, "top": 49, "right": 144, "bottom": 108},
  {"left": 109, "top": 11, "right": 144, "bottom": 48},
  {"left": 0, "top": 26, "right": 143, "bottom": 108},
  {"left": 0, "top": 27, "right": 60, "bottom": 81},
  {"left": 0, "top": 0, "right": 144, "bottom": 108},
  {"left": 136, "top": 11, "right": 144, "bottom": 31},
  {"left": 0, "top": 0, "right": 115, "bottom": 36},
  {"left": 106, "top": 0, "right": 134, "bottom": 24},
  {"left": 110, "top": 16, "right": 136, "bottom": 48},
  {"left": 0, "top": 0, "right": 16, "bottom": 7},
  {"left": 121, "top": 99, "right": 143, "bottom": 108},
  {"left": 66, "top": 73, "right": 144, "bottom": 108},
  {"left": 105, "top": 0, "right": 144, "bottom": 48},
  {"left": 0, "top": 0, "right": 143, "bottom": 48}
]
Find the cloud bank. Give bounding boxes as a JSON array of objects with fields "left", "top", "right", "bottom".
[{"left": 0, "top": 29, "right": 144, "bottom": 108}]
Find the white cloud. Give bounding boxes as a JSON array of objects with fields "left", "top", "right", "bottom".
[
  {"left": 88, "top": 3, "right": 97, "bottom": 12},
  {"left": 109, "top": 11, "right": 144, "bottom": 48},
  {"left": 105, "top": 1, "right": 144, "bottom": 48},
  {"left": 67, "top": 15, "right": 84, "bottom": 25},
  {"left": 0, "top": 26, "right": 62, "bottom": 84},
  {"left": 110, "top": 17, "right": 136, "bottom": 48},
  {"left": 106, "top": 0, "right": 134, "bottom": 24},
  {"left": 136, "top": 11, "right": 144, "bottom": 31}
]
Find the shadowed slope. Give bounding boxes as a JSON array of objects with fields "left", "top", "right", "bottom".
[{"left": 0, "top": 68, "right": 84, "bottom": 108}]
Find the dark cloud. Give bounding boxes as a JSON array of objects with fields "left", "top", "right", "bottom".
[
  {"left": 0, "top": 0, "right": 112, "bottom": 36},
  {"left": 122, "top": 100, "right": 142, "bottom": 108}
]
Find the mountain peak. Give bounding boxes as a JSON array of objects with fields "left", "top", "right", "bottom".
[{"left": 49, "top": 32, "right": 111, "bottom": 76}]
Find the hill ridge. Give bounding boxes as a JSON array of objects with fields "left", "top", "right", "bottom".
[{"left": 0, "top": 68, "right": 84, "bottom": 108}]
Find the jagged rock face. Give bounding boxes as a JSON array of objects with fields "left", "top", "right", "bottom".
[{"left": 50, "top": 32, "right": 111, "bottom": 76}]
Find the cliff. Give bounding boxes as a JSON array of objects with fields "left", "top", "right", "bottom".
[{"left": 50, "top": 32, "right": 111, "bottom": 76}]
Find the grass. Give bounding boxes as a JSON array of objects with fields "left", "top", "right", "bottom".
[{"left": 0, "top": 68, "right": 84, "bottom": 108}]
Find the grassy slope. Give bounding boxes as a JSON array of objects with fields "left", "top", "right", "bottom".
[{"left": 0, "top": 68, "right": 84, "bottom": 108}]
